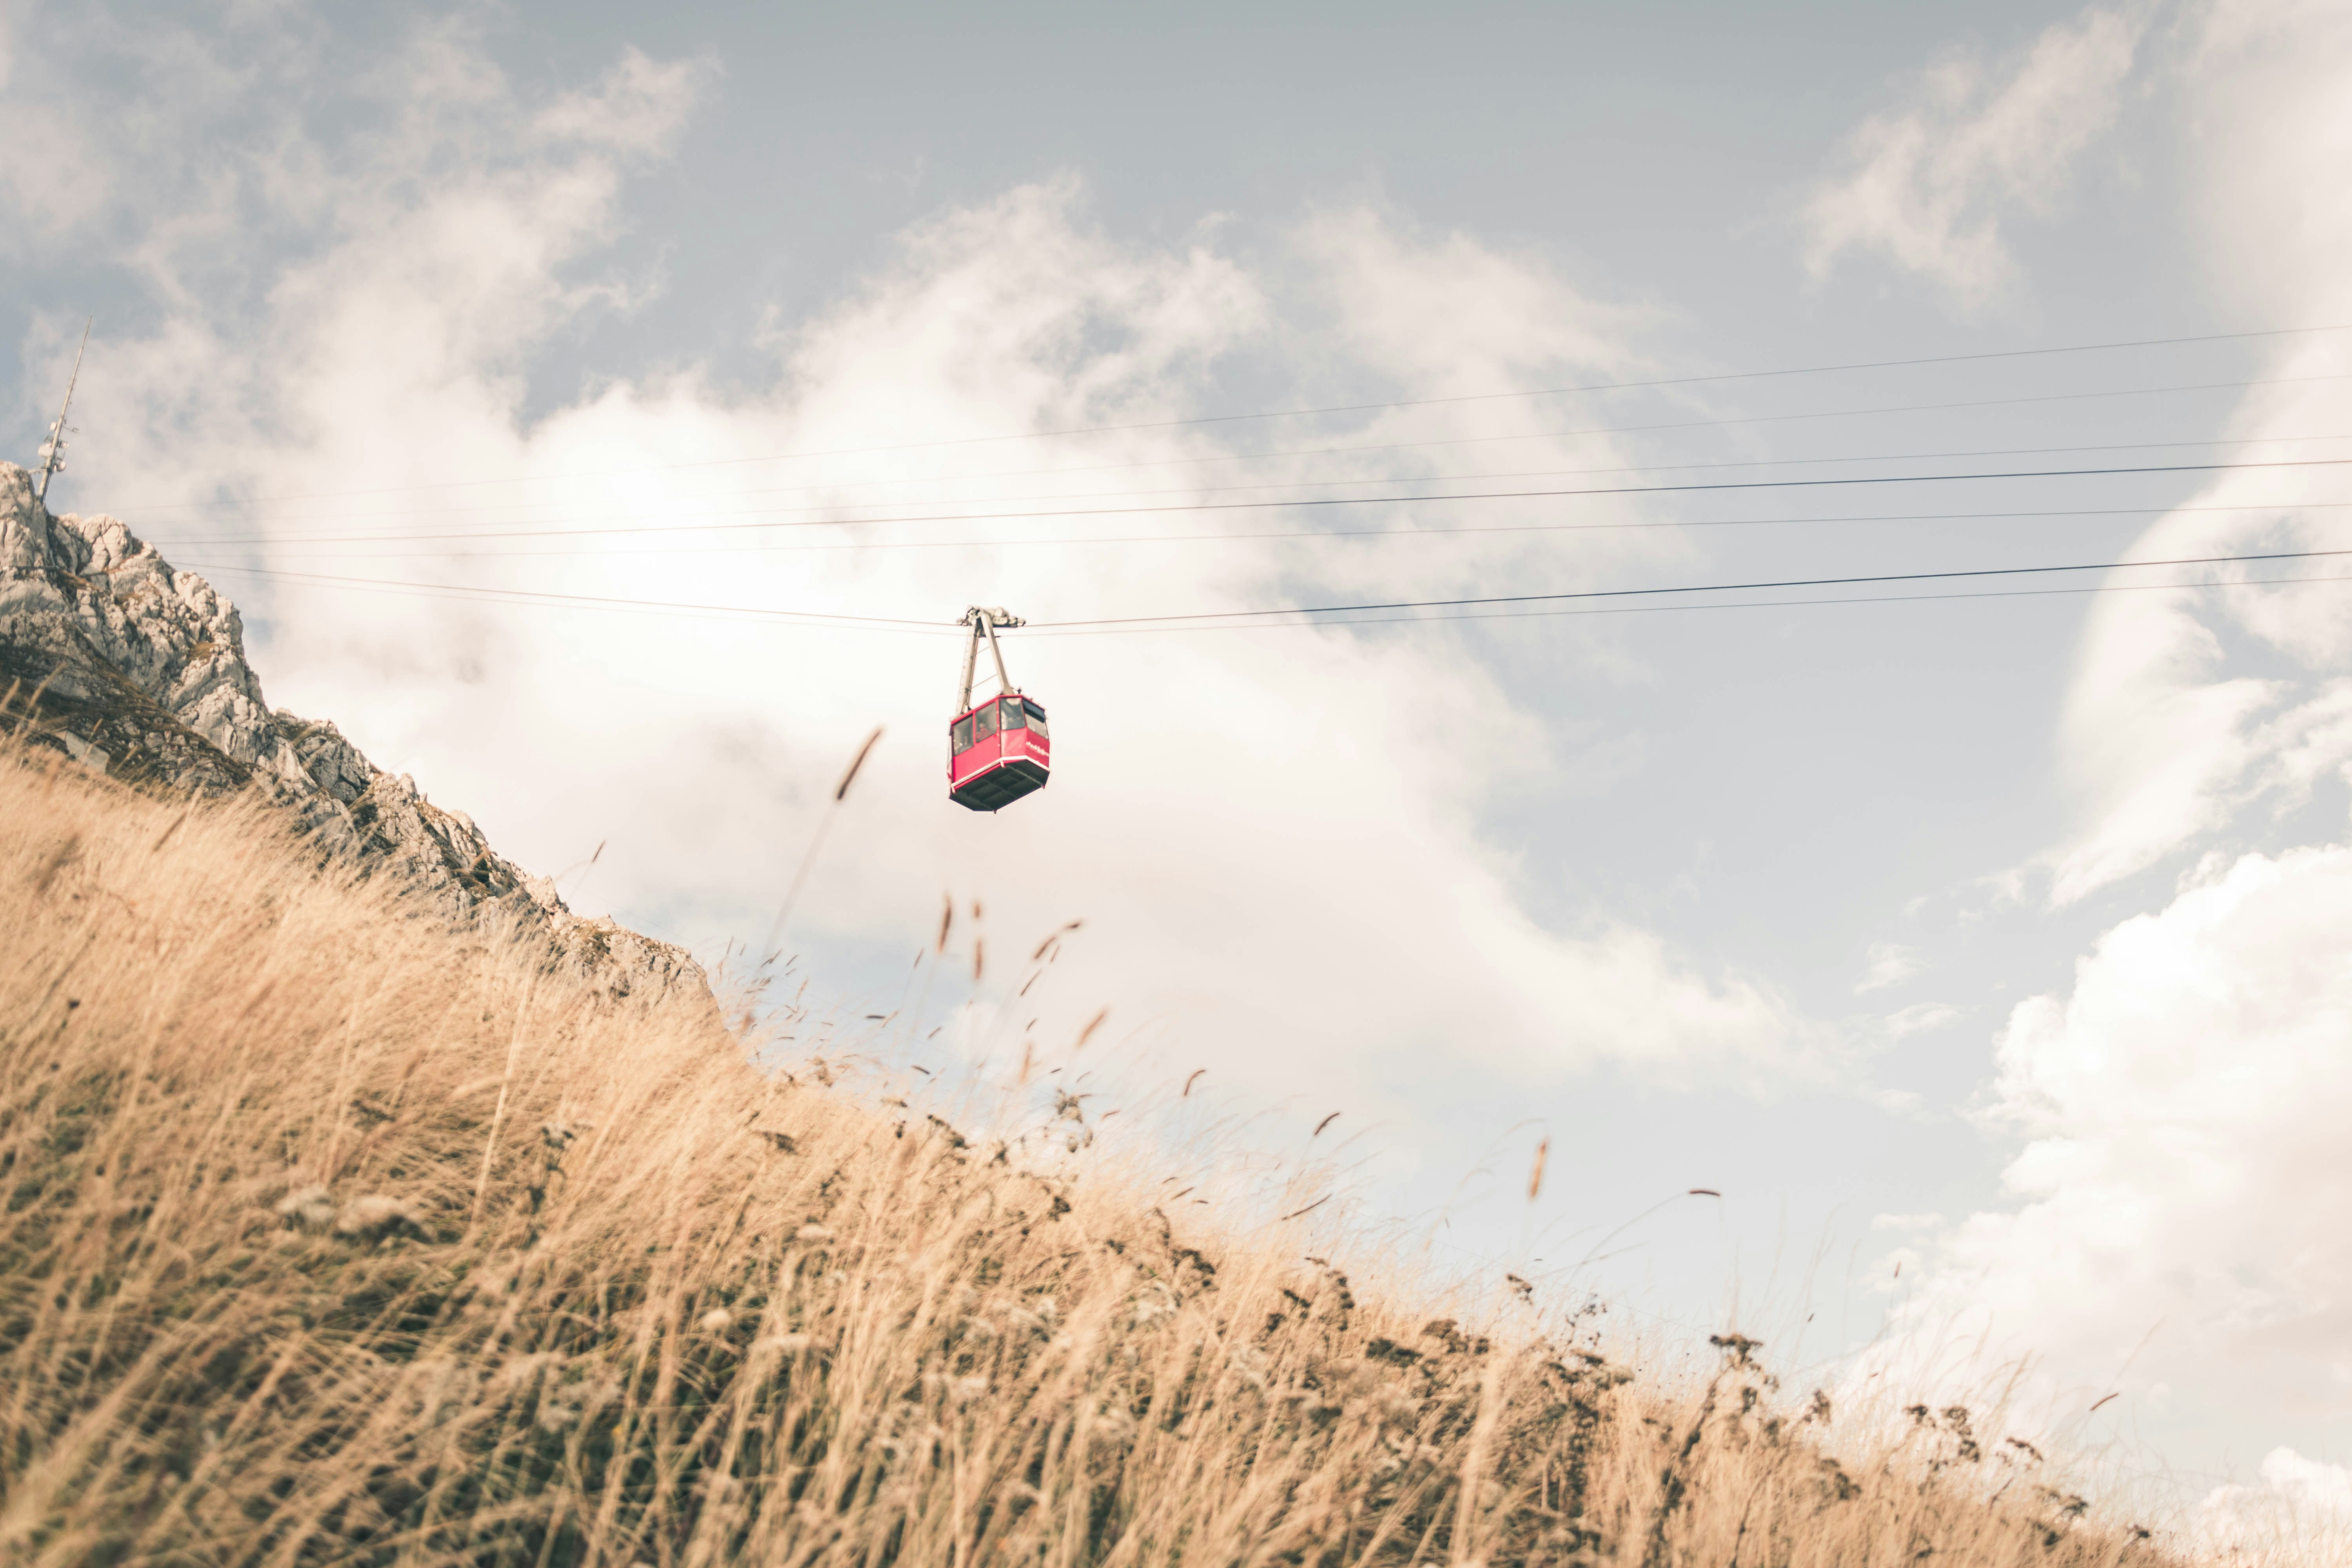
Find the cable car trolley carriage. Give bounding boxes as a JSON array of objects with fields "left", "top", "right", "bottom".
[{"left": 947, "top": 606, "right": 1050, "bottom": 812}]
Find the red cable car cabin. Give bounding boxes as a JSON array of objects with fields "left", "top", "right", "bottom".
[
  {"left": 949, "top": 693, "right": 1050, "bottom": 811},
  {"left": 947, "top": 606, "right": 1049, "bottom": 812}
]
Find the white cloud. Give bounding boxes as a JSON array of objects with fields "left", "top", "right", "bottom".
[
  {"left": 0, "top": 125, "right": 111, "bottom": 248},
  {"left": 1823, "top": 2, "right": 2352, "bottom": 1507},
  {"left": 2198, "top": 1447, "right": 2352, "bottom": 1566},
  {"left": 534, "top": 46, "right": 714, "bottom": 154},
  {"left": 1803, "top": 9, "right": 2141, "bottom": 302},
  {"left": 0, "top": 19, "right": 112, "bottom": 247},
  {"left": 2026, "top": 0, "right": 2352, "bottom": 905},
  {"left": 1871, "top": 1211, "right": 1946, "bottom": 1234},
  {"left": 1876, "top": 842, "right": 2352, "bottom": 1448},
  {"left": 1, "top": 16, "right": 1837, "bottom": 1125},
  {"left": 1856, "top": 940, "right": 1921, "bottom": 993},
  {"left": 1882, "top": 1001, "right": 1961, "bottom": 1040},
  {"left": 1292, "top": 205, "right": 1650, "bottom": 399}
]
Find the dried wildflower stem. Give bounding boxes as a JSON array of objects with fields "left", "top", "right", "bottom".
[
  {"left": 1453, "top": 1349, "right": 1505, "bottom": 1566},
  {"left": 472, "top": 971, "right": 540, "bottom": 1227}
]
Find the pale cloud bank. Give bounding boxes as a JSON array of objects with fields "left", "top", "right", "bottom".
[
  {"left": 1855, "top": 939, "right": 1921, "bottom": 993},
  {"left": 1881, "top": 1001, "right": 1962, "bottom": 1040},
  {"left": 1803, "top": 8, "right": 2141, "bottom": 303},
  {"left": 532, "top": 47, "right": 714, "bottom": 154},
  {"left": 1869, "top": 836, "right": 2352, "bottom": 1508},
  {"left": 2197, "top": 1447, "right": 2352, "bottom": 1567},
  {"left": 2033, "top": 0, "right": 2352, "bottom": 906},
  {"left": 1826, "top": 0, "right": 2352, "bottom": 1534}
]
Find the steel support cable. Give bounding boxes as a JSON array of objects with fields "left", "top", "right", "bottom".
[
  {"left": 877, "top": 372, "right": 2352, "bottom": 488},
  {"left": 1002, "top": 324, "right": 2352, "bottom": 438},
  {"left": 165, "top": 431, "right": 2352, "bottom": 553},
  {"left": 212, "top": 501, "right": 2352, "bottom": 565},
  {"left": 151, "top": 454, "right": 2352, "bottom": 549},
  {"left": 167, "top": 562, "right": 964, "bottom": 634},
  {"left": 82, "top": 323, "right": 2352, "bottom": 512},
  {"left": 171, "top": 545, "right": 2352, "bottom": 639},
  {"left": 102, "top": 371, "right": 2352, "bottom": 526},
  {"left": 1027, "top": 546, "right": 2352, "bottom": 628},
  {"left": 169, "top": 561, "right": 2352, "bottom": 638},
  {"left": 134, "top": 419, "right": 2352, "bottom": 543},
  {"left": 1018, "top": 572, "right": 2352, "bottom": 637}
]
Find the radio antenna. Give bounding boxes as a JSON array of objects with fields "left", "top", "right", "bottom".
[{"left": 34, "top": 317, "right": 91, "bottom": 508}]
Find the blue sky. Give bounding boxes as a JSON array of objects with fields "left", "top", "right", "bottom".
[{"left": 8, "top": 0, "right": 2352, "bottom": 1541}]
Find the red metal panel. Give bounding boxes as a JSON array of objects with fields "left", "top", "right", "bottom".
[
  {"left": 947, "top": 697, "right": 1050, "bottom": 808},
  {"left": 950, "top": 728, "right": 999, "bottom": 788}
]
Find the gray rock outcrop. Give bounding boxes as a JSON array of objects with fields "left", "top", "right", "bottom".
[{"left": 0, "top": 461, "right": 706, "bottom": 1004}]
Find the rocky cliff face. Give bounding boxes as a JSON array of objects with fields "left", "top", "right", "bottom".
[{"left": 0, "top": 461, "right": 706, "bottom": 1004}]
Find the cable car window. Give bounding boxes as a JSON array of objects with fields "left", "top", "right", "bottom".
[
  {"left": 1001, "top": 697, "right": 1025, "bottom": 729},
  {"left": 952, "top": 716, "right": 975, "bottom": 753},
  {"left": 1022, "top": 701, "right": 1049, "bottom": 739},
  {"left": 973, "top": 704, "right": 998, "bottom": 741}
]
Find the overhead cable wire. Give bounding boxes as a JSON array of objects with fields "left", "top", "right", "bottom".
[
  {"left": 161, "top": 432, "right": 2352, "bottom": 553},
  {"left": 137, "top": 423, "right": 2352, "bottom": 543},
  {"left": 99, "top": 371, "right": 2352, "bottom": 524},
  {"left": 170, "top": 562, "right": 2352, "bottom": 638},
  {"left": 1000, "top": 324, "right": 2352, "bottom": 437},
  {"left": 171, "top": 545, "right": 2352, "bottom": 640},
  {"left": 1023, "top": 546, "right": 2352, "bottom": 628},
  {"left": 85, "top": 322, "right": 2352, "bottom": 510},
  {"left": 893, "top": 372, "right": 2352, "bottom": 487},
  {"left": 207, "top": 501, "right": 2352, "bottom": 565},
  {"left": 150, "top": 455, "right": 2352, "bottom": 549},
  {"left": 169, "top": 562, "right": 964, "bottom": 635},
  {"left": 1020, "top": 572, "right": 2352, "bottom": 637},
  {"left": 166, "top": 555, "right": 2352, "bottom": 635}
]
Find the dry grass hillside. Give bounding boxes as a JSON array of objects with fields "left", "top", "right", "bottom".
[{"left": 0, "top": 739, "right": 2182, "bottom": 1568}]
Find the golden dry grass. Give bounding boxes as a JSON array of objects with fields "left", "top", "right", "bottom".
[{"left": 0, "top": 740, "right": 2184, "bottom": 1567}]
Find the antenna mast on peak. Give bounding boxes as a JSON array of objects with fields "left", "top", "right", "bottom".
[{"left": 34, "top": 317, "right": 91, "bottom": 507}]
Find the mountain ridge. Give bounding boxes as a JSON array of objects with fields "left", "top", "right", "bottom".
[{"left": 0, "top": 460, "right": 704, "bottom": 1003}]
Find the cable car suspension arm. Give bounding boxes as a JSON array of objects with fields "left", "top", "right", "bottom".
[{"left": 956, "top": 606, "right": 1025, "bottom": 711}]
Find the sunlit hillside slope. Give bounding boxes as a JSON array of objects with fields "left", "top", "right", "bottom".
[{"left": 0, "top": 741, "right": 2177, "bottom": 1567}]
